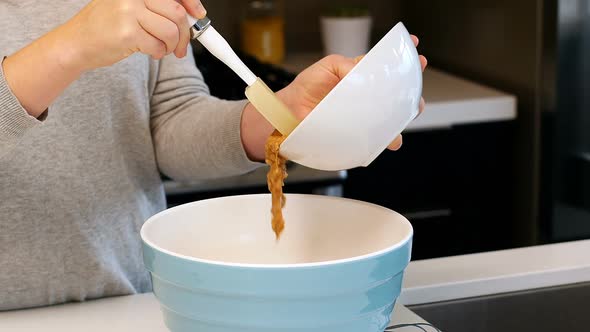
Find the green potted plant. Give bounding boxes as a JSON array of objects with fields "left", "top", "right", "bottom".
[{"left": 320, "top": 6, "right": 373, "bottom": 57}]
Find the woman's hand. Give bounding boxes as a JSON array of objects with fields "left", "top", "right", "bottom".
[
  {"left": 62, "top": 0, "right": 207, "bottom": 71},
  {"left": 241, "top": 36, "right": 428, "bottom": 162},
  {"left": 3, "top": 0, "right": 206, "bottom": 116}
]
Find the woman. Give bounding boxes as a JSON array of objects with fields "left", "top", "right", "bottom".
[{"left": 0, "top": 0, "right": 427, "bottom": 310}]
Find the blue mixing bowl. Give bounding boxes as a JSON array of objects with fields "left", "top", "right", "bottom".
[{"left": 141, "top": 194, "right": 413, "bottom": 332}]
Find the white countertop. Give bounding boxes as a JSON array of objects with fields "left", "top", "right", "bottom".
[
  {"left": 7, "top": 235, "right": 589, "bottom": 330},
  {"left": 4, "top": 239, "right": 589, "bottom": 330},
  {"left": 400, "top": 239, "right": 590, "bottom": 306},
  {"left": 0, "top": 293, "right": 435, "bottom": 332},
  {"left": 407, "top": 68, "right": 517, "bottom": 130},
  {"left": 280, "top": 53, "right": 517, "bottom": 131}
]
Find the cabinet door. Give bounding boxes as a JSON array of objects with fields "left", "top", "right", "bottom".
[{"left": 344, "top": 123, "right": 516, "bottom": 259}]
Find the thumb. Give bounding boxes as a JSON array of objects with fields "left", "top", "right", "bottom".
[{"left": 319, "top": 54, "right": 359, "bottom": 81}]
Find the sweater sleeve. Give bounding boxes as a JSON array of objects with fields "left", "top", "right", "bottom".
[
  {"left": 150, "top": 46, "right": 263, "bottom": 182},
  {"left": 0, "top": 57, "right": 44, "bottom": 151}
]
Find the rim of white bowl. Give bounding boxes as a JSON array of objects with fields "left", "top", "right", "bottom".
[
  {"left": 141, "top": 194, "right": 413, "bottom": 269},
  {"left": 280, "top": 21, "right": 410, "bottom": 152}
]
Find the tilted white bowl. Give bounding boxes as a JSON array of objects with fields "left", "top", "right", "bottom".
[{"left": 280, "top": 22, "right": 422, "bottom": 171}]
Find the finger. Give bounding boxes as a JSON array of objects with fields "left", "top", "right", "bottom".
[
  {"left": 353, "top": 55, "right": 365, "bottom": 64},
  {"left": 180, "top": 0, "right": 207, "bottom": 19},
  {"left": 420, "top": 55, "right": 428, "bottom": 72},
  {"left": 145, "top": 0, "right": 190, "bottom": 57},
  {"left": 388, "top": 135, "right": 403, "bottom": 151},
  {"left": 138, "top": 9, "right": 180, "bottom": 55},
  {"left": 136, "top": 29, "right": 168, "bottom": 60},
  {"left": 419, "top": 97, "right": 425, "bottom": 115},
  {"left": 411, "top": 35, "right": 419, "bottom": 47}
]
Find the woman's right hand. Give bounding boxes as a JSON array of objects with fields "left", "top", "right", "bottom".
[
  {"left": 61, "top": 0, "right": 207, "bottom": 72},
  {"left": 2, "top": 0, "right": 206, "bottom": 117}
]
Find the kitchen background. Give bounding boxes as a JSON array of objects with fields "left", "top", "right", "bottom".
[{"left": 164, "top": 0, "right": 589, "bottom": 261}]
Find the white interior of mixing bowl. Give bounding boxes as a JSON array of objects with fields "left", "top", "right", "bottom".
[{"left": 141, "top": 194, "right": 412, "bottom": 267}]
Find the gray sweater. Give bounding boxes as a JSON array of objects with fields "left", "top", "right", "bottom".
[{"left": 0, "top": 0, "right": 260, "bottom": 310}]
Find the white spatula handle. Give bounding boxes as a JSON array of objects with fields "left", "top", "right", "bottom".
[{"left": 187, "top": 15, "right": 257, "bottom": 86}]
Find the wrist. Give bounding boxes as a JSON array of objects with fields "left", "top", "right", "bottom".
[
  {"left": 240, "top": 86, "right": 302, "bottom": 162},
  {"left": 240, "top": 102, "right": 274, "bottom": 162},
  {"left": 50, "top": 24, "right": 88, "bottom": 76},
  {"left": 1, "top": 22, "right": 88, "bottom": 117}
]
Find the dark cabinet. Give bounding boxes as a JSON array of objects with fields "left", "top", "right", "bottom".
[{"left": 344, "top": 122, "right": 516, "bottom": 259}]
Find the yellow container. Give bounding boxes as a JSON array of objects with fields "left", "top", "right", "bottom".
[{"left": 240, "top": 1, "right": 285, "bottom": 64}]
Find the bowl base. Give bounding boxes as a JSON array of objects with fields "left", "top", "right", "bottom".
[{"left": 161, "top": 302, "right": 395, "bottom": 332}]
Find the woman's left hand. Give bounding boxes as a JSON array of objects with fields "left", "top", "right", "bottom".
[{"left": 241, "top": 35, "right": 428, "bottom": 162}]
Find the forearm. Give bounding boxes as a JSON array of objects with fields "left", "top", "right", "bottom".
[
  {"left": 2, "top": 24, "right": 83, "bottom": 118},
  {"left": 153, "top": 95, "right": 262, "bottom": 182}
]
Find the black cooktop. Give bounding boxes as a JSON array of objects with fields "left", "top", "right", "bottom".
[{"left": 192, "top": 45, "right": 297, "bottom": 101}]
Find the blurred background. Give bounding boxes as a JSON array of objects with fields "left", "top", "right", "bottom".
[{"left": 164, "top": 0, "right": 590, "bottom": 263}]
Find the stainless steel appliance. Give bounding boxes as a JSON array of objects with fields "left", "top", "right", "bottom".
[{"left": 540, "top": 0, "right": 590, "bottom": 242}]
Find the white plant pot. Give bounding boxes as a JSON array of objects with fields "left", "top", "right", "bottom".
[{"left": 320, "top": 16, "right": 373, "bottom": 58}]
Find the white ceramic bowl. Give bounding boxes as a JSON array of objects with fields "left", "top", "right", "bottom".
[{"left": 280, "top": 22, "right": 422, "bottom": 171}]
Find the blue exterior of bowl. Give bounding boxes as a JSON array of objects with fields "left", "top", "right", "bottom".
[{"left": 142, "top": 235, "right": 412, "bottom": 332}]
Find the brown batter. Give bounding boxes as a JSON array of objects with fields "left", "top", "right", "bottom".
[{"left": 265, "top": 130, "right": 288, "bottom": 239}]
